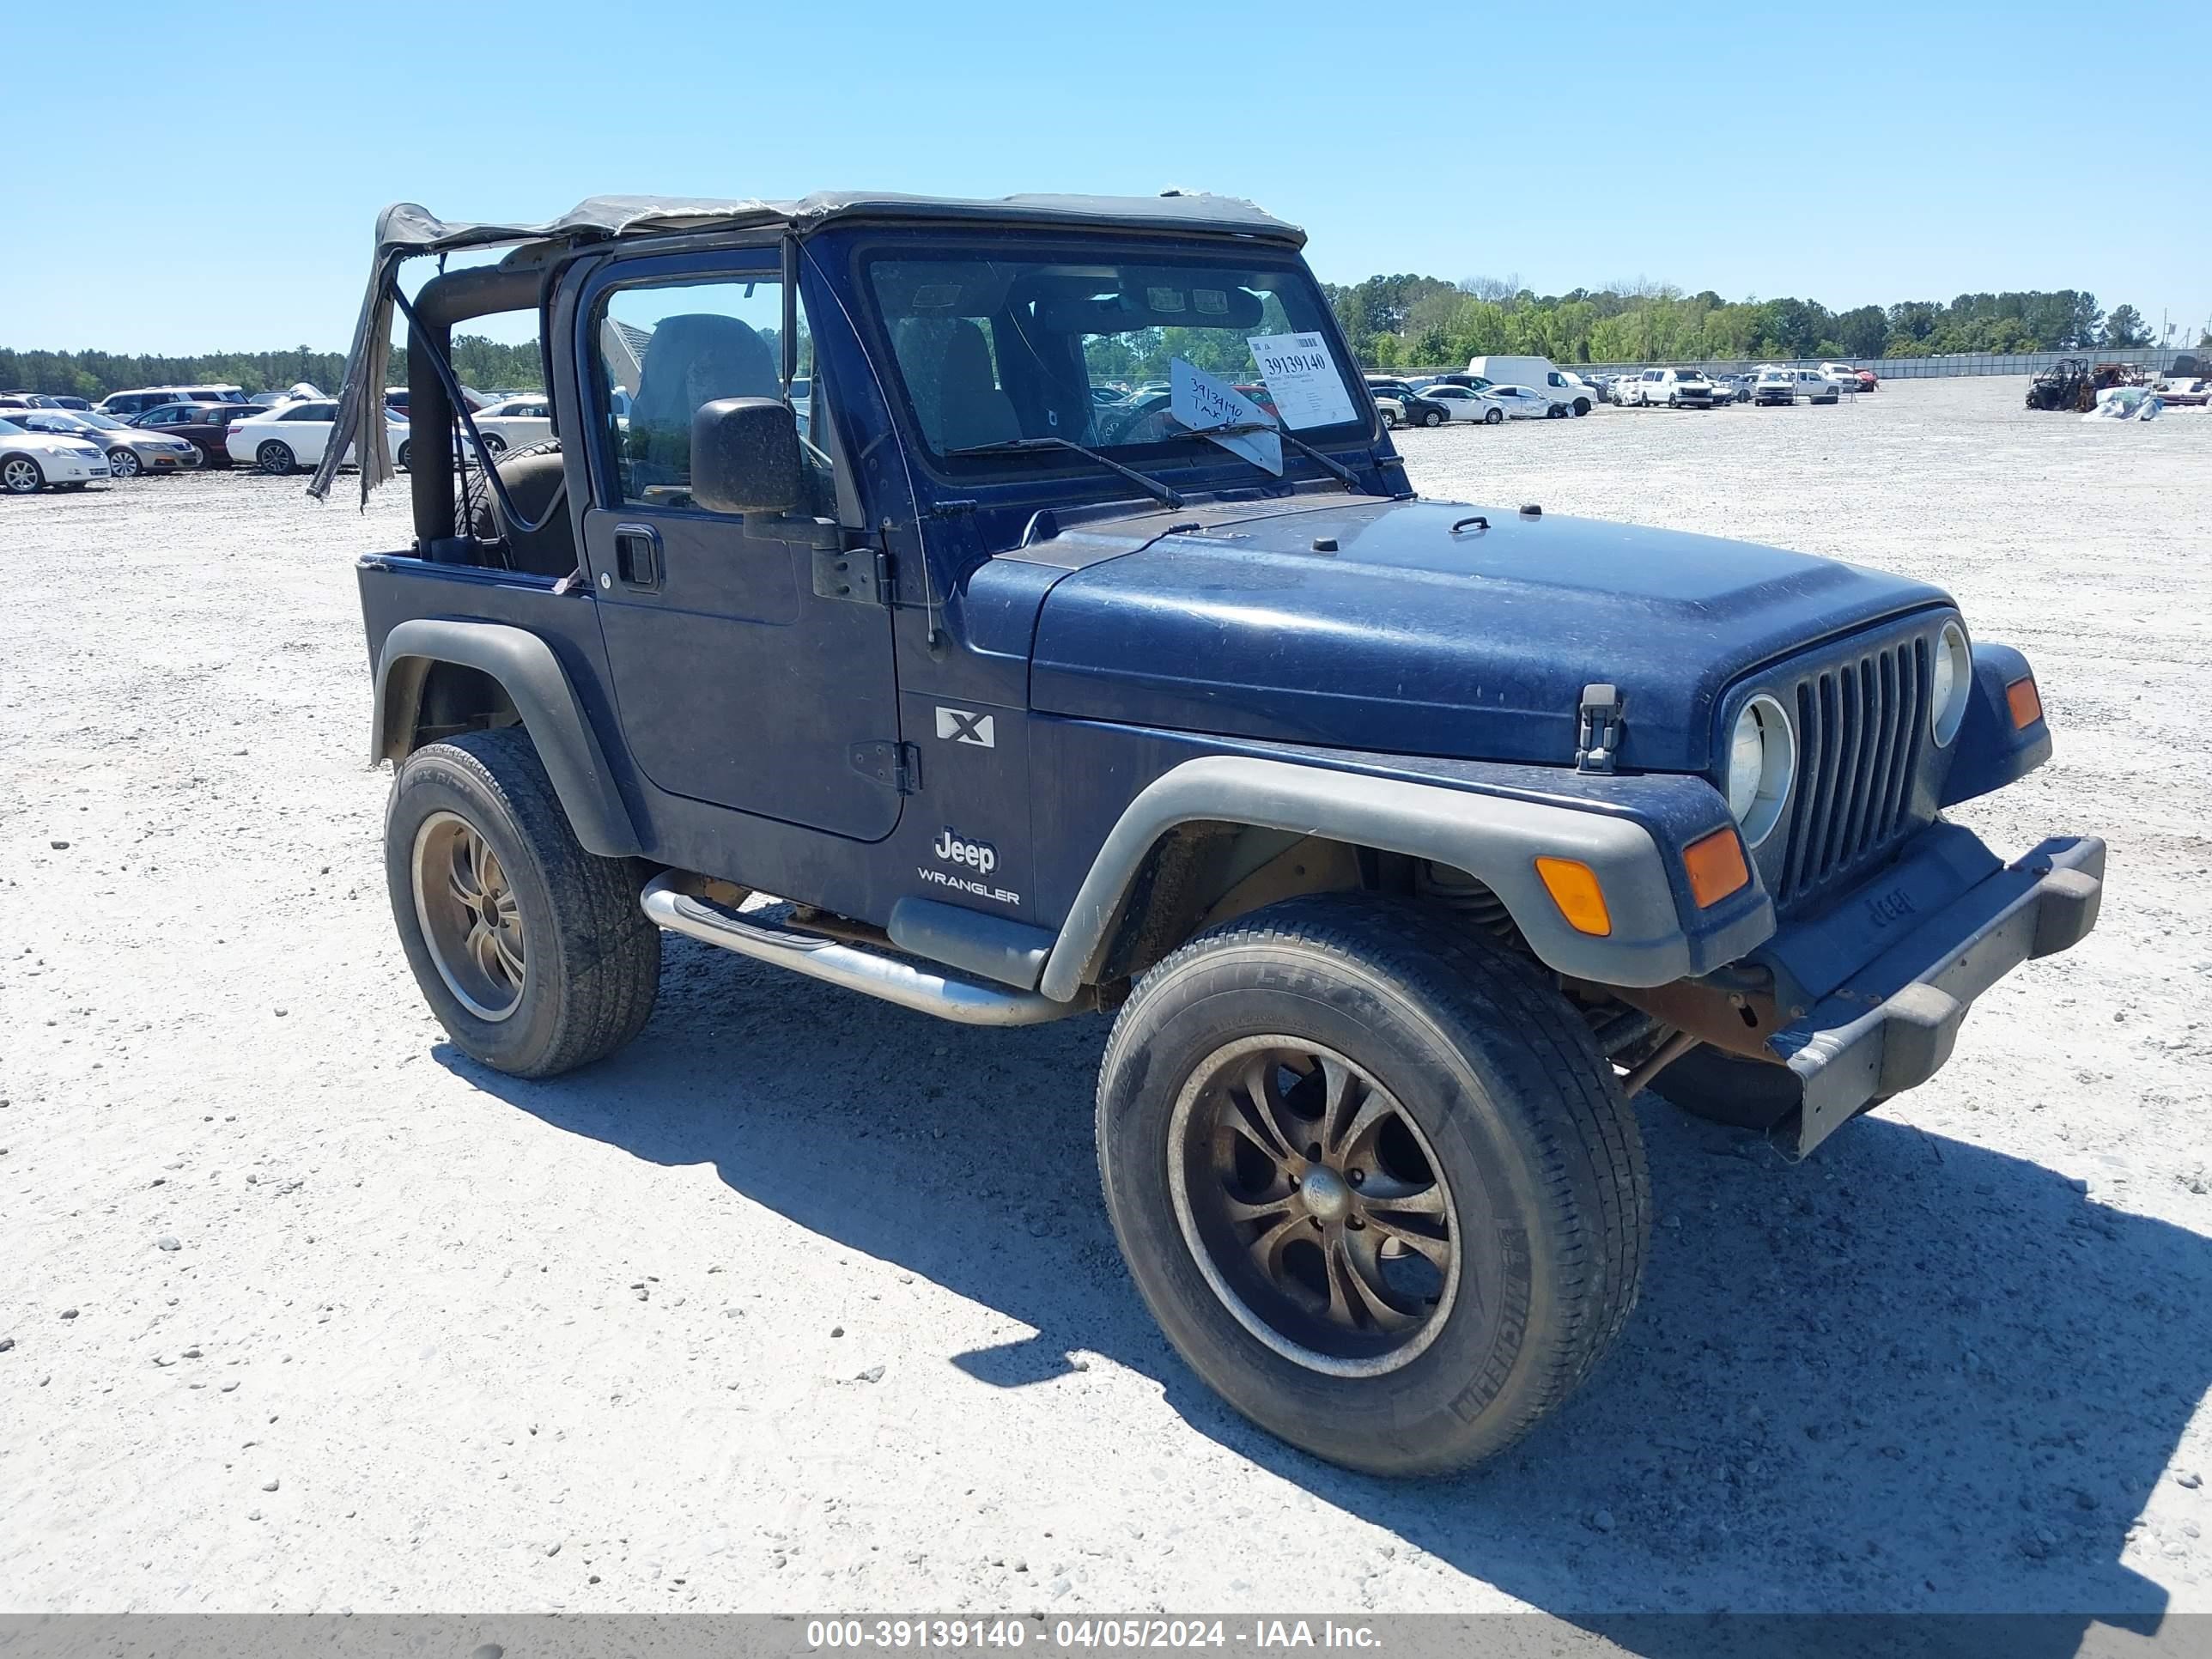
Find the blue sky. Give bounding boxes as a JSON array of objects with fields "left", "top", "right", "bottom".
[{"left": 5, "top": 0, "right": 2207, "bottom": 354}]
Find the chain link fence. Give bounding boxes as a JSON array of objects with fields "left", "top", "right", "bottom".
[{"left": 1397, "top": 347, "right": 2197, "bottom": 382}]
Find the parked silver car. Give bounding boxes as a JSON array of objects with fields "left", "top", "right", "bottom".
[{"left": 4, "top": 407, "right": 204, "bottom": 476}]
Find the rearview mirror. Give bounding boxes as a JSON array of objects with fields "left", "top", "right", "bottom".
[{"left": 690, "top": 397, "right": 800, "bottom": 516}]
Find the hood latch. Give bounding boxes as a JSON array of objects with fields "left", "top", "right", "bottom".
[{"left": 1576, "top": 684, "right": 1626, "bottom": 773}]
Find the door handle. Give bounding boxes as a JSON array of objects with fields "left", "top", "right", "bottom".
[{"left": 612, "top": 523, "right": 662, "bottom": 590}]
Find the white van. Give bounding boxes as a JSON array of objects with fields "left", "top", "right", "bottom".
[{"left": 1465, "top": 356, "right": 1594, "bottom": 416}]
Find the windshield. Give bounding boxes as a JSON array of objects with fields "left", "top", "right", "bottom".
[
  {"left": 0, "top": 418, "right": 23, "bottom": 435},
  {"left": 865, "top": 242, "right": 1366, "bottom": 468}
]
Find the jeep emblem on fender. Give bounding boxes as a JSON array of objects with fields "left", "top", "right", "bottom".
[
  {"left": 935, "top": 707, "right": 995, "bottom": 748},
  {"left": 932, "top": 828, "right": 997, "bottom": 876}
]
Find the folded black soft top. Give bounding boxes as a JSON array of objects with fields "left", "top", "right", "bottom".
[{"left": 310, "top": 190, "right": 1301, "bottom": 509}]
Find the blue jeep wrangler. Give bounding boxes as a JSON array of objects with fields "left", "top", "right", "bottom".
[{"left": 319, "top": 191, "right": 2102, "bottom": 1475}]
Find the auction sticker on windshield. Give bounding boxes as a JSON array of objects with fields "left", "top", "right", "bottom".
[{"left": 1247, "top": 331, "right": 1358, "bottom": 429}]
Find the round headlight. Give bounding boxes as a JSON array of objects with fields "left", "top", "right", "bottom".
[
  {"left": 1725, "top": 694, "right": 1796, "bottom": 848},
  {"left": 1931, "top": 620, "right": 1971, "bottom": 745}
]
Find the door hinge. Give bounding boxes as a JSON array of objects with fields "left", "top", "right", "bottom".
[
  {"left": 814, "top": 546, "right": 892, "bottom": 606},
  {"left": 1575, "top": 684, "right": 1626, "bottom": 773},
  {"left": 850, "top": 740, "right": 921, "bottom": 794}
]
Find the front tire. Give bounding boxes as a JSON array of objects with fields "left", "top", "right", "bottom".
[
  {"left": 1420, "top": 409, "right": 1443, "bottom": 428},
  {"left": 109, "top": 447, "right": 142, "bottom": 477},
  {"left": 1484, "top": 407, "right": 1504, "bottom": 424},
  {"left": 2, "top": 455, "right": 45, "bottom": 494},
  {"left": 1572, "top": 398, "right": 1591, "bottom": 416},
  {"left": 386, "top": 729, "right": 659, "bottom": 1079},
  {"left": 257, "top": 441, "right": 296, "bottom": 475},
  {"left": 1096, "top": 896, "right": 1650, "bottom": 1476}
]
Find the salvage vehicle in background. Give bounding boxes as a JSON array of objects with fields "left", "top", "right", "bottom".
[
  {"left": 1756, "top": 368, "right": 1840, "bottom": 406},
  {"left": 227, "top": 398, "right": 407, "bottom": 473},
  {"left": 1480, "top": 383, "right": 1563, "bottom": 418},
  {"left": 131, "top": 400, "right": 270, "bottom": 466},
  {"left": 468, "top": 394, "right": 555, "bottom": 455},
  {"left": 1466, "top": 355, "right": 1589, "bottom": 414},
  {"left": 0, "top": 415, "right": 112, "bottom": 492},
  {"left": 3, "top": 406, "right": 203, "bottom": 476},
  {"left": 1421, "top": 383, "right": 1505, "bottom": 422},
  {"left": 1645, "top": 368, "right": 1719, "bottom": 409},
  {"left": 97, "top": 384, "right": 248, "bottom": 417},
  {"left": 328, "top": 189, "right": 2100, "bottom": 1480}
]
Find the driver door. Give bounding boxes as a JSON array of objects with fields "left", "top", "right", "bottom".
[{"left": 579, "top": 254, "right": 903, "bottom": 842}]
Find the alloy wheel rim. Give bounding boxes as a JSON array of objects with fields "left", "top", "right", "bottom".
[
  {"left": 3, "top": 459, "right": 36, "bottom": 491},
  {"left": 260, "top": 444, "right": 288, "bottom": 473},
  {"left": 112, "top": 449, "right": 138, "bottom": 476},
  {"left": 1168, "top": 1035, "right": 1462, "bottom": 1376},
  {"left": 410, "top": 810, "right": 526, "bottom": 1021}
]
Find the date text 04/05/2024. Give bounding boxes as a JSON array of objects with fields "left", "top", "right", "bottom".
[{"left": 803, "top": 1620, "right": 1383, "bottom": 1650}]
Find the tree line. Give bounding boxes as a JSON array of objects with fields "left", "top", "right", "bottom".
[
  {"left": 0, "top": 337, "right": 545, "bottom": 399},
  {"left": 1323, "top": 275, "right": 2178, "bottom": 369}
]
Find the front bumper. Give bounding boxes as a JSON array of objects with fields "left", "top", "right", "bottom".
[{"left": 1774, "top": 835, "right": 2104, "bottom": 1154}]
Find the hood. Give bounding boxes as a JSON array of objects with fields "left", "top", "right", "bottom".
[{"left": 1023, "top": 496, "right": 1950, "bottom": 772}]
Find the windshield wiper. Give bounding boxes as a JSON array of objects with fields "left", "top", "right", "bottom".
[
  {"left": 1164, "top": 422, "right": 1366, "bottom": 493},
  {"left": 944, "top": 436, "right": 1183, "bottom": 509}
]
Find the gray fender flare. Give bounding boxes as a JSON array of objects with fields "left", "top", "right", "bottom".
[
  {"left": 1036, "top": 755, "right": 1717, "bottom": 1002},
  {"left": 371, "top": 618, "right": 642, "bottom": 858}
]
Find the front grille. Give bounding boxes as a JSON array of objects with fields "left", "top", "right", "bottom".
[{"left": 1774, "top": 630, "right": 1931, "bottom": 905}]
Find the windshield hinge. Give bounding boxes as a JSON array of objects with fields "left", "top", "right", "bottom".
[
  {"left": 814, "top": 546, "right": 893, "bottom": 606},
  {"left": 850, "top": 740, "right": 921, "bottom": 795},
  {"left": 1575, "top": 684, "right": 1626, "bottom": 774}
]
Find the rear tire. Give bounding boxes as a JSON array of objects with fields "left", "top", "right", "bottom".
[
  {"left": 386, "top": 728, "right": 659, "bottom": 1079},
  {"left": 257, "top": 441, "right": 296, "bottom": 475},
  {"left": 1096, "top": 895, "right": 1649, "bottom": 1476}
]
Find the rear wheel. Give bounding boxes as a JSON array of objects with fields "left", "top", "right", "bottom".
[
  {"left": 1096, "top": 896, "right": 1649, "bottom": 1475},
  {"left": 256, "top": 441, "right": 296, "bottom": 475},
  {"left": 479, "top": 432, "right": 507, "bottom": 456},
  {"left": 386, "top": 728, "right": 659, "bottom": 1078},
  {"left": 1, "top": 455, "right": 44, "bottom": 494}
]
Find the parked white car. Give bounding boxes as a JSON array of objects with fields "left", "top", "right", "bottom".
[
  {"left": 1817, "top": 362, "right": 1863, "bottom": 393},
  {"left": 0, "top": 416, "right": 113, "bottom": 493},
  {"left": 1753, "top": 368, "right": 1841, "bottom": 406},
  {"left": 1634, "top": 368, "right": 1719, "bottom": 409},
  {"left": 469, "top": 395, "right": 554, "bottom": 455},
  {"left": 1421, "top": 384, "right": 1505, "bottom": 423},
  {"left": 226, "top": 400, "right": 408, "bottom": 474},
  {"left": 1466, "top": 356, "right": 1591, "bottom": 415},
  {"left": 1481, "top": 384, "right": 1565, "bottom": 420}
]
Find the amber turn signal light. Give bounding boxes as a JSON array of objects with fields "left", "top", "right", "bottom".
[
  {"left": 1534, "top": 856, "right": 1612, "bottom": 937},
  {"left": 1682, "top": 827, "right": 1751, "bottom": 908},
  {"left": 2006, "top": 676, "right": 2043, "bottom": 729}
]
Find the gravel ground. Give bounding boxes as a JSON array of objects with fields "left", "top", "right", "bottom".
[{"left": 3, "top": 378, "right": 2209, "bottom": 1627}]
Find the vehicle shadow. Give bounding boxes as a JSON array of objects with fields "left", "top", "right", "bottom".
[{"left": 441, "top": 939, "right": 2212, "bottom": 1653}]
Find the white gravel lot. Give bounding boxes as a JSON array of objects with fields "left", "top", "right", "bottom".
[{"left": 3, "top": 378, "right": 2209, "bottom": 1626}]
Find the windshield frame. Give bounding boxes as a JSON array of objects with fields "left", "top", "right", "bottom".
[{"left": 847, "top": 230, "right": 1378, "bottom": 493}]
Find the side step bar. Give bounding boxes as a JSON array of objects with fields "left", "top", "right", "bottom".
[{"left": 640, "top": 872, "right": 1090, "bottom": 1028}]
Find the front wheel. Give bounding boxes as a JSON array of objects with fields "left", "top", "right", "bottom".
[
  {"left": 386, "top": 729, "right": 660, "bottom": 1078},
  {"left": 256, "top": 441, "right": 296, "bottom": 475},
  {"left": 109, "top": 447, "right": 142, "bottom": 477},
  {"left": 1419, "top": 409, "right": 1443, "bottom": 428},
  {"left": 1572, "top": 398, "right": 1591, "bottom": 416},
  {"left": 2, "top": 455, "right": 45, "bottom": 494},
  {"left": 1483, "top": 406, "right": 1504, "bottom": 424},
  {"left": 1096, "top": 896, "right": 1650, "bottom": 1476}
]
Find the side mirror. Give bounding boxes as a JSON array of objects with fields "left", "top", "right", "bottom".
[{"left": 690, "top": 396, "right": 800, "bottom": 516}]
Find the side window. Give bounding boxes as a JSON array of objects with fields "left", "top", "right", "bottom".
[{"left": 596, "top": 274, "right": 811, "bottom": 509}]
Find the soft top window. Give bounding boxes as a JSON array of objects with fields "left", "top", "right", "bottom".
[{"left": 865, "top": 242, "right": 1363, "bottom": 465}]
